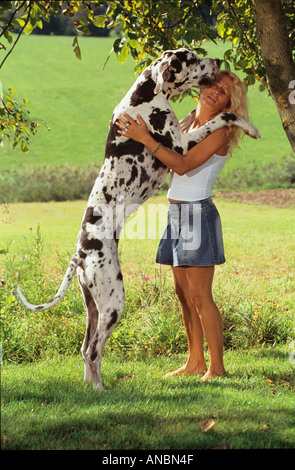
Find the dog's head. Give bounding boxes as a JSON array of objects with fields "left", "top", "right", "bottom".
[{"left": 152, "top": 48, "right": 220, "bottom": 95}]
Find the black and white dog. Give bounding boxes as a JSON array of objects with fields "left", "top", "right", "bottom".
[{"left": 17, "top": 49, "right": 259, "bottom": 390}]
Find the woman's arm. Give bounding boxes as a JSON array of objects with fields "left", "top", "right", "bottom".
[{"left": 116, "top": 112, "right": 229, "bottom": 175}]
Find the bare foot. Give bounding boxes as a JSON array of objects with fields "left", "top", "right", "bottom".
[
  {"left": 165, "top": 362, "right": 207, "bottom": 377},
  {"left": 198, "top": 368, "right": 226, "bottom": 382}
]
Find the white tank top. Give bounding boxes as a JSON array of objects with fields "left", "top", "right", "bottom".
[{"left": 167, "top": 149, "right": 229, "bottom": 202}]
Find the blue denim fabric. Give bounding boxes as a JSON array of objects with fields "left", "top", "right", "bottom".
[{"left": 156, "top": 197, "right": 225, "bottom": 267}]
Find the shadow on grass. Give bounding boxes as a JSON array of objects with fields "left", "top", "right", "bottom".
[
  {"left": 2, "top": 374, "right": 295, "bottom": 451},
  {"left": 2, "top": 349, "right": 294, "bottom": 450}
]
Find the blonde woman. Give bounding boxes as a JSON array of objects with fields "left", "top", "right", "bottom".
[{"left": 116, "top": 71, "right": 249, "bottom": 381}]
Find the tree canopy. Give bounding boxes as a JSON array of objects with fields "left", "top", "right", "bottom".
[{"left": 1, "top": 0, "right": 295, "bottom": 152}]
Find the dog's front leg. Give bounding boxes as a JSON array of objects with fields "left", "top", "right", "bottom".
[
  {"left": 217, "top": 112, "right": 260, "bottom": 139},
  {"left": 179, "top": 111, "right": 260, "bottom": 151}
]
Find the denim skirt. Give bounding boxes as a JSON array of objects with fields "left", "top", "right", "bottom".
[{"left": 156, "top": 197, "right": 225, "bottom": 267}]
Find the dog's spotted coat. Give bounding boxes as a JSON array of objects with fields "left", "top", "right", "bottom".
[{"left": 17, "top": 49, "right": 259, "bottom": 390}]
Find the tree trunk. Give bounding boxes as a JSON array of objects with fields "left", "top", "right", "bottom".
[{"left": 254, "top": 0, "right": 295, "bottom": 152}]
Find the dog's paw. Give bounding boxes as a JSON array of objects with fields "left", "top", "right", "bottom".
[{"left": 244, "top": 123, "right": 261, "bottom": 139}]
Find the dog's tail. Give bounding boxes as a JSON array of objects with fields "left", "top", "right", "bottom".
[{"left": 16, "top": 253, "right": 80, "bottom": 312}]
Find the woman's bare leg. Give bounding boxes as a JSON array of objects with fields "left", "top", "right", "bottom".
[
  {"left": 165, "top": 266, "right": 207, "bottom": 376},
  {"left": 185, "top": 266, "right": 226, "bottom": 381}
]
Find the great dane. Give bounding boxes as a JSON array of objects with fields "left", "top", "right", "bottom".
[{"left": 17, "top": 48, "right": 259, "bottom": 390}]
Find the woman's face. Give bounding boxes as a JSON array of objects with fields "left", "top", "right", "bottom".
[{"left": 200, "top": 74, "right": 233, "bottom": 114}]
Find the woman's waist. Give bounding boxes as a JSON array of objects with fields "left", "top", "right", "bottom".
[
  {"left": 168, "top": 196, "right": 213, "bottom": 205},
  {"left": 167, "top": 186, "right": 212, "bottom": 203}
]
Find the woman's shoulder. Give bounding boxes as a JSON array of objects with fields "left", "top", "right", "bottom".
[{"left": 211, "top": 127, "right": 230, "bottom": 156}]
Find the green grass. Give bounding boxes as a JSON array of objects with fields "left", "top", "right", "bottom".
[
  {"left": 1, "top": 195, "right": 295, "bottom": 287},
  {"left": 1, "top": 196, "right": 294, "bottom": 317},
  {"left": 1, "top": 346, "right": 294, "bottom": 450},
  {"left": 1, "top": 196, "right": 294, "bottom": 450},
  {"left": 0, "top": 35, "right": 292, "bottom": 173},
  {"left": 1, "top": 196, "right": 294, "bottom": 356}
]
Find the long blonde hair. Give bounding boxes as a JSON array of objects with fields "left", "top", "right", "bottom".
[{"left": 200, "top": 70, "right": 249, "bottom": 155}]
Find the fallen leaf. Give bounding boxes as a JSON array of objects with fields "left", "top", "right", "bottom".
[
  {"left": 118, "top": 375, "right": 133, "bottom": 382},
  {"left": 201, "top": 419, "right": 216, "bottom": 432},
  {"left": 263, "top": 377, "right": 274, "bottom": 384}
]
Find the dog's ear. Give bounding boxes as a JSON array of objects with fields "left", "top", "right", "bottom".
[
  {"left": 153, "top": 54, "right": 182, "bottom": 94},
  {"left": 154, "top": 60, "right": 171, "bottom": 94}
]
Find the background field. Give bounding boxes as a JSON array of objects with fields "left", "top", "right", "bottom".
[{"left": 0, "top": 35, "right": 292, "bottom": 172}]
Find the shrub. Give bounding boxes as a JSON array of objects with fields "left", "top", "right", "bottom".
[
  {"left": 1, "top": 153, "right": 295, "bottom": 203},
  {"left": 220, "top": 297, "right": 292, "bottom": 350},
  {"left": 0, "top": 164, "right": 100, "bottom": 203},
  {"left": 215, "top": 153, "right": 295, "bottom": 191}
]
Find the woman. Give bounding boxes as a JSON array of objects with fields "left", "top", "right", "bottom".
[{"left": 116, "top": 70, "right": 249, "bottom": 381}]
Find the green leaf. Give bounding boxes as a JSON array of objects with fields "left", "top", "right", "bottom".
[
  {"left": 224, "top": 49, "right": 232, "bottom": 60},
  {"left": 25, "top": 21, "right": 34, "bottom": 35},
  {"left": 72, "top": 37, "right": 82, "bottom": 61},
  {"left": 93, "top": 15, "right": 108, "bottom": 28},
  {"left": 222, "top": 61, "right": 231, "bottom": 71},
  {"left": 8, "top": 87, "right": 15, "bottom": 99},
  {"left": 217, "top": 20, "right": 226, "bottom": 38},
  {"left": 129, "top": 38, "right": 139, "bottom": 49},
  {"left": 3, "top": 29, "right": 13, "bottom": 44},
  {"left": 12, "top": 17, "right": 26, "bottom": 27},
  {"left": 21, "top": 141, "right": 28, "bottom": 153},
  {"left": 116, "top": 42, "right": 129, "bottom": 64}
]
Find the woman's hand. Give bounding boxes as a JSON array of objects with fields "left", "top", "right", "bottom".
[
  {"left": 179, "top": 110, "right": 196, "bottom": 133},
  {"left": 116, "top": 112, "right": 150, "bottom": 145}
]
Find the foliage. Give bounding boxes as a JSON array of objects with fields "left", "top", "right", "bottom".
[
  {"left": 0, "top": 86, "right": 44, "bottom": 152},
  {"left": 215, "top": 152, "right": 295, "bottom": 191},
  {"left": 0, "top": 163, "right": 101, "bottom": 202}
]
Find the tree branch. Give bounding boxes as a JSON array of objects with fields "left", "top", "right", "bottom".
[
  {"left": 0, "top": 1, "right": 33, "bottom": 70},
  {"left": 0, "top": 0, "right": 27, "bottom": 40},
  {"left": 195, "top": 0, "right": 210, "bottom": 26},
  {"left": 164, "top": 2, "right": 200, "bottom": 30},
  {"left": 228, "top": 1, "right": 258, "bottom": 54}
]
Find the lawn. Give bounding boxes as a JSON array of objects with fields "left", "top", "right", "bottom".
[
  {"left": 1, "top": 196, "right": 294, "bottom": 450},
  {"left": 1, "top": 346, "right": 294, "bottom": 451},
  {"left": 0, "top": 35, "right": 292, "bottom": 173}
]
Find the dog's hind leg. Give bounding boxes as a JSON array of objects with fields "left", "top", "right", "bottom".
[
  {"left": 78, "top": 272, "right": 99, "bottom": 383},
  {"left": 87, "top": 277, "right": 125, "bottom": 391},
  {"left": 79, "top": 248, "right": 125, "bottom": 390}
]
